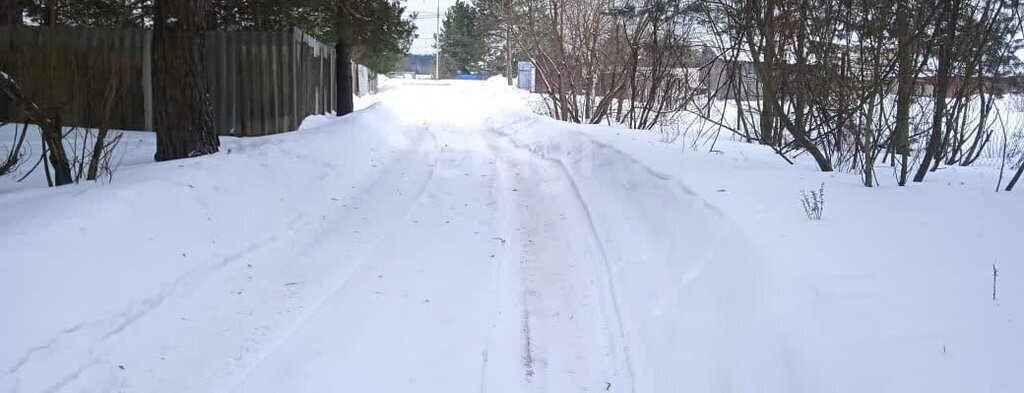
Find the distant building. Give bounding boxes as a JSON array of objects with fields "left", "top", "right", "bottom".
[
  {"left": 389, "top": 72, "right": 416, "bottom": 79},
  {"left": 704, "top": 59, "right": 761, "bottom": 100},
  {"left": 912, "top": 76, "right": 1024, "bottom": 97},
  {"left": 517, "top": 61, "right": 535, "bottom": 91}
]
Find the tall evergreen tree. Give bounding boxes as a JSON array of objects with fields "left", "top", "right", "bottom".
[
  {"left": 467, "top": 0, "right": 515, "bottom": 81},
  {"left": 208, "top": 0, "right": 293, "bottom": 31},
  {"left": 20, "top": 0, "right": 153, "bottom": 27},
  {"left": 263, "top": 0, "right": 414, "bottom": 115},
  {"left": 437, "top": 1, "right": 488, "bottom": 77},
  {"left": 329, "top": 0, "right": 414, "bottom": 113},
  {"left": 204, "top": 0, "right": 416, "bottom": 115}
]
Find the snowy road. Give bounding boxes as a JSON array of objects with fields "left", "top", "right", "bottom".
[
  {"left": 4, "top": 81, "right": 780, "bottom": 392},
  {"left": 5, "top": 80, "right": 1024, "bottom": 393},
  {"left": 238, "top": 85, "right": 643, "bottom": 392},
  {"left": 225, "top": 82, "right": 780, "bottom": 392}
]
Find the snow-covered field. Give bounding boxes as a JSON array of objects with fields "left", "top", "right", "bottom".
[{"left": 1, "top": 79, "right": 1021, "bottom": 392}]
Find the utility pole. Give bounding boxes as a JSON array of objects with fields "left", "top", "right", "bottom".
[
  {"left": 504, "top": 0, "right": 513, "bottom": 86},
  {"left": 435, "top": 0, "right": 441, "bottom": 80}
]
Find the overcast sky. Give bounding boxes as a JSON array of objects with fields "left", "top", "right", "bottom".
[{"left": 405, "top": 0, "right": 458, "bottom": 54}]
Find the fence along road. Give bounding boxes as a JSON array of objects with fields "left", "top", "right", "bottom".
[{"left": 0, "top": 26, "right": 374, "bottom": 137}]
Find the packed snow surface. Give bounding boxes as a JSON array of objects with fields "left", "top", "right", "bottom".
[{"left": 1, "top": 80, "right": 1021, "bottom": 392}]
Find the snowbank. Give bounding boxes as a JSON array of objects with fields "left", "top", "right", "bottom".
[
  {"left": 483, "top": 81, "right": 1023, "bottom": 391},
  {"left": 0, "top": 104, "right": 428, "bottom": 392},
  {"left": 487, "top": 114, "right": 782, "bottom": 390},
  {"left": 549, "top": 117, "right": 1024, "bottom": 392}
]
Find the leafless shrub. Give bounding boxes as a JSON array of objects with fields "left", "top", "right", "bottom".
[
  {"left": 66, "top": 126, "right": 125, "bottom": 183},
  {"left": 84, "top": 65, "right": 128, "bottom": 182},
  {"left": 0, "top": 70, "right": 72, "bottom": 186},
  {"left": 1, "top": 54, "right": 129, "bottom": 186},
  {"left": 800, "top": 183, "right": 826, "bottom": 220},
  {"left": 993, "top": 263, "right": 999, "bottom": 302},
  {"left": 512, "top": 0, "right": 701, "bottom": 128},
  {"left": 0, "top": 122, "right": 30, "bottom": 176},
  {"left": 1010, "top": 94, "right": 1024, "bottom": 112}
]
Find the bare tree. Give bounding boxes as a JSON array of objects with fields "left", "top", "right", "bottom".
[
  {"left": 913, "top": 0, "right": 961, "bottom": 182},
  {"left": 501, "top": 0, "right": 1021, "bottom": 190},
  {"left": 0, "top": 70, "right": 73, "bottom": 185},
  {"left": 893, "top": 0, "right": 917, "bottom": 186},
  {"left": 0, "top": 122, "right": 29, "bottom": 176},
  {"left": 1006, "top": 156, "right": 1024, "bottom": 191},
  {"left": 86, "top": 62, "right": 128, "bottom": 181},
  {"left": 513, "top": 0, "right": 700, "bottom": 127},
  {"left": 703, "top": 0, "right": 836, "bottom": 171}
]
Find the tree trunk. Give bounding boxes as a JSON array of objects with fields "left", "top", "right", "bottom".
[
  {"left": 87, "top": 77, "right": 122, "bottom": 181},
  {"left": 44, "top": 0, "right": 56, "bottom": 25},
  {"left": 0, "top": 69, "right": 72, "bottom": 185},
  {"left": 792, "top": 0, "right": 809, "bottom": 148},
  {"left": 504, "top": 0, "right": 513, "bottom": 86},
  {"left": 914, "top": 0, "right": 957, "bottom": 182},
  {"left": 893, "top": 0, "right": 913, "bottom": 186},
  {"left": 336, "top": 38, "right": 354, "bottom": 116},
  {"left": 0, "top": 0, "right": 19, "bottom": 124},
  {"left": 774, "top": 99, "right": 833, "bottom": 171},
  {"left": 153, "top": 0, "right": 218, "bottom": 161},
  {"left": 759, "top": 0, "right": 777, "bottom": 146},
  {"left": 0, "top": 0, "right": 22, "bottom": 25},
  {"left": 1006, "top": 158, "right": 1023, "bottom": 191},
  {"left": 865, "top": 74, "right": 885, "bottom": 187},
  {"left": 505, "top": 23, "right": 513, "bottom": 86}
]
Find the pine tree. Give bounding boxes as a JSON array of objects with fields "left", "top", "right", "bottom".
[
  {"left": 473, "top": 0, "right": 516, "bottom": 81},
  {"left": 438, "top": 1, "right": 488, "bottom": 77},
  {"left": 253, "top": 0, "right": 414, "bottom": 115},
  {"left": 21, "top": 0, "right": 153, "bottom": 27}
]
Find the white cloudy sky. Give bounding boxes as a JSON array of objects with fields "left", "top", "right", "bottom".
[{"left": 404, "top": 0, "right": 459, "bottom": 54}]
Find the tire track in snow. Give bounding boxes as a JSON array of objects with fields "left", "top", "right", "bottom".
[
  {"left": 475, "top": 134, "right": 543, "bottom": 393},
  {"left": 6, "top": 228, "right": 288, "bottom": 393},
  {"left": 236, "top": 123, "right": 509, "bottom": 392},
  {"left": 497, "top": 133, "right": 641, "bottom": 393},
  {"left": 29, "top": 130, "right": 443, "bottom": 393},
  {"left": 229, "top": 129, "right": 443, "bottom": 385},
  {"left": 494, "top": 122, "right": 779, "bottom": 392},
  {"left": 536, "top": 149, "right": 637, "bottom": 393},
  {"left": 484, "top": 130, "right": 636, "bottom": 393}
]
